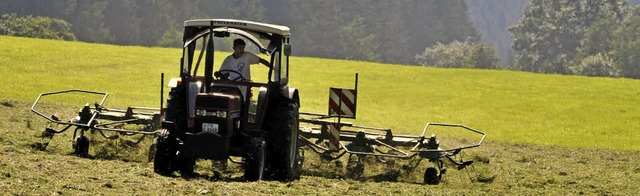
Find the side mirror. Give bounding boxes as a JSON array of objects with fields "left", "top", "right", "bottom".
[{"left": 284, "top": 44, "right": 292, "bottom": 56}]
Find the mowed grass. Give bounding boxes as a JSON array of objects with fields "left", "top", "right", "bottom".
[
  {"left": 2, "top": 35, "right": 638, "bottom": 150},
  {"left": 2, "top": 94, "right": 639, "bottom": 195}
]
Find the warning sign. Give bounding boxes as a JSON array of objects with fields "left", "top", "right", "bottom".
[
  {"left": 328, "top": 122, "right": 341, "bottom": 150},
  {"left": 328, "top": 88, "right": 357, "bottom": 118}
]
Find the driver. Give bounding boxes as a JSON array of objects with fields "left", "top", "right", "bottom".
[{"left": 219, "top": 39, "right": 271, "bottom": 81}]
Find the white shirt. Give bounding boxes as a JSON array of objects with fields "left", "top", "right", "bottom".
[{"left": 219, "top": 52, "right": 260, "bottom": 81}]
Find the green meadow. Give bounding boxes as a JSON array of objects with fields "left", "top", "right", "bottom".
[
  {"left": 1, "top": 36, "right": 639, "bottom": 195},
  {"left": 2, "top": 35, "right": 638, "bottom": 150}
]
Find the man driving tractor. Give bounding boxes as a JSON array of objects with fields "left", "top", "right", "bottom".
[{"left": 219, "top": 38, "right": 271, "bottom": 81}]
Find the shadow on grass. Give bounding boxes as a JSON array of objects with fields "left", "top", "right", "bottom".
[{"left": 179, "top": 171, "right": 247, "bottom": 182}]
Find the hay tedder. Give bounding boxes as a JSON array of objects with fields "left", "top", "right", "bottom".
[
  {"left": 298, "top": 74, "right": 486, "bottom": 184},
  {"left": 30, "top": 19, "right": 485, "bottom": 185}
]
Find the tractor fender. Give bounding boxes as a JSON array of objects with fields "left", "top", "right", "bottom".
[{"left": 285, "top": 87, "right": 300, "bottom": 107}]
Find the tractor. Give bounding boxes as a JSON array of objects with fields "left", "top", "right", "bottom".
[{"left": 152, "top": 19, "right": 300, "bottom": 181}]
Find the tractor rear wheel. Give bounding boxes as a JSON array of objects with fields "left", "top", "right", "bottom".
[
  {"left": 244, "top": 137, "right": 266, "bottom": 181},
  {"left": 178, "top": 156, "right": 195, "bottom": 177},
  {"left": 265, "top": 100, "right": 300, "bottom": 181}
]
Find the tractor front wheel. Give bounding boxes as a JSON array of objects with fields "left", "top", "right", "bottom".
[
  {"left": 265, "top": 100, "right": 301, "bottom": 181},
  {"left": 244, "top": 137, "right": 266, "bottom": 181},
  {"left": 154, "top": 134, "right": 177, "bottom": 176}
]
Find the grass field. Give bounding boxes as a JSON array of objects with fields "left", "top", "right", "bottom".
[
  {"left": 2, "top": 35, "right": 639, "bottom": 150},
  {"left": 1, "top": 36, "right": 639, "bottom": 194}
]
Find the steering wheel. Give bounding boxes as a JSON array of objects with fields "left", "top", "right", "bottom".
[{"left": 215, "top": 69, "right": 245, "bottom": 81}]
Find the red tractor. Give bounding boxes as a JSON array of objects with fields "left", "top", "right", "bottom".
[{"left": 153, "top": 19, "right": 300, "bottom": 181}]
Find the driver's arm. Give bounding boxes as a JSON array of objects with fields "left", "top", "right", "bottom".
[{"left": 259, "top": 58, "right": 271, "bottom": 68}]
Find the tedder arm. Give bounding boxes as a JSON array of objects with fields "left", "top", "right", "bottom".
[{"left": 31, "top": 89, "right": 161, "bottom": 156}]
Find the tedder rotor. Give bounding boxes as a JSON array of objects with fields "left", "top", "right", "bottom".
[{"left": 30, "top": 89, "right": 161, "bottom": 157}]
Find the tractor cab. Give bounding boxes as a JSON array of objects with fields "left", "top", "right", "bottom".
[
  {"left": 176, "top": 19, "right": 293, "bottom": 136},
  {"left": 156, "top": 19, "right": 301, "bottom": 181}
]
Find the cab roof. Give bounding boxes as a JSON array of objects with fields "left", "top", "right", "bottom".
[{"left": 184, "top": 19, "right": 290, "bottom": 36}]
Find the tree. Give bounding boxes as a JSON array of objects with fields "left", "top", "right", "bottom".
[
  {"left": 135, "top": 0, "right": 172, "bottom": 46},
  {"left": 404, "top": 0, "right": 479, "bottom": 64},
  {"left": 66, "top": 0, "right": 114, "bottom": 43},
  {"left": 156, "top": 27, "right": 182, "bottom": 48},
  {"left": 0, "top": 13, "right": 76, "bottom": 40},
  {"left": 337, "top": 16, "right": 380, "bottom": 62},
  {"left": 198, "top": 0, "right": 265, "bottom": 22},
  {"left": 290, "top": 0, "right": 340, "bottom": 58},
  {"left": 104, "top": 0, "right": 141, "bottom": 45},
  {"left": 510, "top": 0, "right": 626, "bottom": 74},
  {"left": 415, "top": 39, "right": 499, "bottom": 69},
  {"left": 580, "top": 18, "right": 618, "bottom": 58},
  {"left": 612, "top": 12, "right": 640, "bottom": 78},
  {"left": 369, "top": 1, "right": 410, "bottom": 64},
  {"left": 470, "top": 43, "right": 500, "bottom": 69},
  {"left": 571, "top": 53, "right": 619, "bottom": 77}
]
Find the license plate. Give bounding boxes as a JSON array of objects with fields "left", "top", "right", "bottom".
[{"left": 202, "top": 123, "right": 219, "bottom": 134}]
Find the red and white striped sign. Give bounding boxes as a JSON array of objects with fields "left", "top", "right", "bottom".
[
  {"left": 328, "top": 88, "right": 357, "bottom": 118},
  {"left": 328, "top": 122, "right": 341, "bottom": 150}
]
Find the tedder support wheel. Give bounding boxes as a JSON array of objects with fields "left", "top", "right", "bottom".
[
  {"left": 424, "top": 167, "right": 440, "bottom": 185},
  {"left": 73, "top": 135, "right": 90, "bottom": 157},
  {"left": 147, "top": 142, "right": 157, "bottom": 162},
  {"left": 244, "top": 137, "right": 266, "bottom": 181},
  {"left": 265, "top": 100, "right": 301, "bottom": 181},
  {"left": 346, "top": 154, "right": 365, "bottom": 179}
]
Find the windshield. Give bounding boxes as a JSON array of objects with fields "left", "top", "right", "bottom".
[
  {"left": 183, "top": 28, "right": 272, "bottom": 55},
  {"left": 182, "top": 30, "right": 273, "bottom": 82}
]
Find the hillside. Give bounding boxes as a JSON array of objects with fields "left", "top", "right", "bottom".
[{"left": 0, "top": 36, "right": 639, "bottom": 194}]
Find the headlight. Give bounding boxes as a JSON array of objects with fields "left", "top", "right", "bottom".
[
  {"left": 217, "top": 111, "right": 227, "bottom": 118},
  {"left": 196, "top": 109, "right": 207, "bottom": 116}
]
